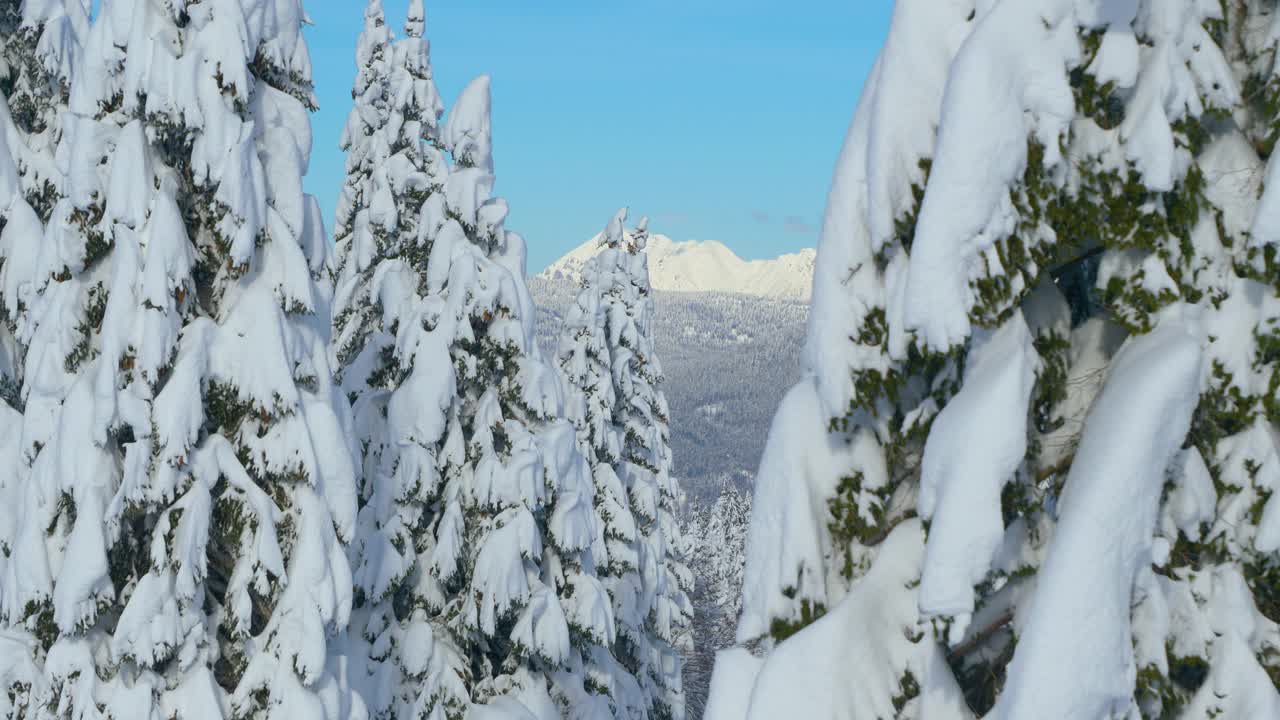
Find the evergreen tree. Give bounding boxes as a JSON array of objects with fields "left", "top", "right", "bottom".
[
  {"left": 724, "top": 1, "right": 1280, "bottom": 717},
  {"left": 556, "top": 209, "right": 692, "bottom": 719},
  {"left": 689, "top": 481, "right": 749, "bottom": 654},
  {"left": 0, "top": 15, "right": 35, "bottom": 720},
  {"left": 1, "top": 1, "right": 363, "bottom": 717},
  {"left": 329, "top": 2, "right": 470, "bottom": 718},
  {"left": 1, "top": 0, "right": 86, "bottom": 221},
  {"left": 331, "top": 7, "right": 616, "bottom": 717},
  {"left": 681, "top": 479, "right": 750, "bottom": 718},
  {"left": 0, "top": 13, "right": 27, "bottom": 408},
  {"left": 405, "top": 75, "right": 610, "bottom": 718},
  {"left": 332, "top": 0, "right": 393, "bottom": 378},
  {"left": 0, "top": 0, "right": 85, "bottom": 423},
  {"left": 0, "top": 4, "right": 86, "bottom": 713},
  {"left": 0, "top": 3, "right": 15, "bottom": 58}
]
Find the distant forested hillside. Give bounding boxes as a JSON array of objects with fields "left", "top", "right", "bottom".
[{"left": 529, "top": 277, "right": 808, "bottom": 500}]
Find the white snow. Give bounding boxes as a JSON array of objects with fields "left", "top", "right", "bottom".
[
  {"left": 992, "top": 312, "right": 1203, "bottom": 719},
  {"left": 1253, "top": 150, "right": 1280, "bottom": 248},
  {"left": 701, "top": 648, "right": 762, "bottom": 720},
  {"left": 903, "top": 0, "right": 1078, "bottom": 351},
  {"left": 799, "top": 0, "right": 975, "bottom": 420},
  {"left": 445, "top": 75, "right": 494, "bottom": 173},
  {"left": 864, "top": 0, "right": 976, "bottom": 255},
  {"left": 1160, "top": 447, "right": 1217, "bottom": 545},
  {"left": 1183, "top": 566, "right": 1280, "bottom": 718},
  {"left": 729, "top": 521, "right": 968, "bottom": 720},
  {"left": 0, "top": 101, "right": 22, "bottom": 208},
  {"left": 918, "top": 311, "right": 1038, "bottom": 627},
  {"left": 735, "top": 378, "right": 850, "bottom": 643},
  {"left": 512, "top": 586, "right": 571, "bottom": 665}
]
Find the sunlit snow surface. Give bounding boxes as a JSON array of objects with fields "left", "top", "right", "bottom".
[{"left": 993, "top": 315, "right": 1202, "bottom": 718}]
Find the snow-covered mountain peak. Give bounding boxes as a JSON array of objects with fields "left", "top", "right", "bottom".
[{"left": 538, "top": 233, "right": 815, "bottom": 301}]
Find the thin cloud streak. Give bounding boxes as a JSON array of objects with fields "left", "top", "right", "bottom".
[{"left": 784, "top": 216, "right": 816, "bottom": 235}]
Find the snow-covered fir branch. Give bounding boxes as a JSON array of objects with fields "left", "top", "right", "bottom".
[{"left": 713, "top": 2, "right": 1280, "bottom": 718}]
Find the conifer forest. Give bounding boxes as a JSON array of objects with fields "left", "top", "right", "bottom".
[{"left": 1, "top": 2, "right": 1279, "bottom": 719}]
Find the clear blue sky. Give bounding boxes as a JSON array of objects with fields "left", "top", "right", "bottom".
[{"left": 303, "top": 0, "right": 893, "bottom": 273}]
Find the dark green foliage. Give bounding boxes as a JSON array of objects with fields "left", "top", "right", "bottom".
[
  {"left": 884, "top": 158, "right": 931, "bottom": 262},
  {"left": 1072, "top": 32, "right": 1126, "bottom": 131},
  {"left": 22, "top": 600, "right": 57, "bottom": 653},
  {"left": 768, "top": 595, "right": 826, "bottom": 644},
  {"left": 0, "top": 374, "right": 20, "bottom": 412},
  {"left": 1030, "top": 331, "right": 1070, "bottom": 438},
  {"left": 1135, "top": 650, "right": 1210, "bottom": 717},
  {"left": 107, "top": 507, "right": 150, "bottom": 594},
  {"left": 949, "top": 633, "right": 1016, "bottom": 716},
  {"left": 65, "top": 283, "right": 107, "bottom": 373},
  {"left": 204, "top": 381, "right": 252, "bottom": 437},
  {"left": 892, "top": 670, "right": 920, "bottom": 712},
  {"left": 1242, "top": 70, "right": 1280, "bottom": 160},
  {"left": 827, "top": 472, "right": 887, "bottom": 579}
]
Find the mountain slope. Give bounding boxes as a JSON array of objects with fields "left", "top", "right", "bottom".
[{"left": 539, "top": 234, "right": 815, "bottom": 301}]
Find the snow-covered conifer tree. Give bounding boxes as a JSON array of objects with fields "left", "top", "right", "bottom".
[
  {"left": 716, "top": 2, "right": 1280, "bottom": 718},
  {"left": 332, "top": 0, "right": 446, "bottom": 389},
  {"left": 682, "top": 480, "right": 750, "bottom": 717},
  {"left": 329, "top": 2, "right": 475, "bottom": 718},
  {"left": 1, "top": 1, "right": 363, "bottom": 717},
  {"left": 0, "top": 0, "right": 85, "bottom": 415},
  {"left": 689, "top": 482, "right": 749, "bottom": 653},
  {"left": 0, "top": 19, "right": 37, "bottom": 719},
  {"left": 0, "top": 18, "right": 28, "bottom": 410},
  {"left": 432, "top": 76, "right": 616, "bottom": 718},
  {"left": 0, "top": 4, "right": 86, "bottom": 712},
  {"left": 332, "top": 66, "right": 609, "bottom": 717},
  {"left": 1, "top": 0, "right": 85, "bottom": 220},
  {"left": 556, "top": 209, "right": 693, "bottom": 719},
  {"left": 332, "top": 0, "right": 393, "bottom": 378}
]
